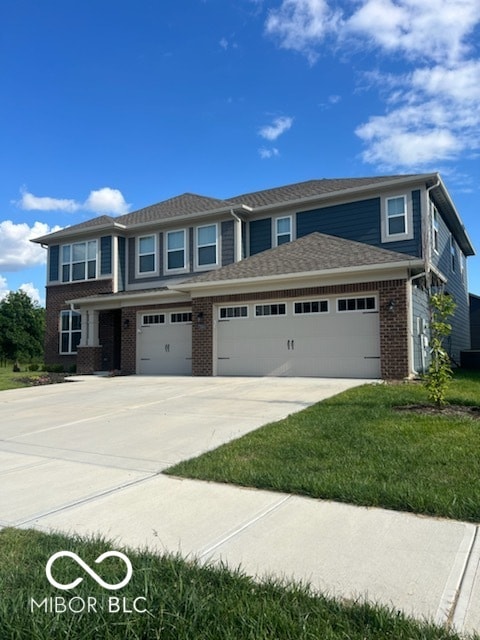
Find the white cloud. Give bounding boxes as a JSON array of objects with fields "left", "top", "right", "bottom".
[
  {"left": 18, "top": 191, "right": 80, "bottom": 213},
  {"left": 259, "top": 147, "right": 280, "bottom": 159},
  {"left": 265, "top": 0, "right": 341, "bottom": 64},
  {"left": 16, "top": 187, "right": 130, "bottom": 216},
  {"left": 0, "top": 221, "right": 62, "bottom": 272},
  {"left": 19, "top": 282, "right": 42, "bottom": 305},
  {"left": 259, "top": 116, "right": 294, "bottom": 141},
  {"left": 220, "top": 37, "right": 229, "bottom": 50},
  {"left": 83, "top": 188, "right": 131, "bottom": 215},
  {"left": 264, "top": 0, "right": 480, "bottom": 170},
  {"left": 0, "top": 275, "right": 8, "bottom": 301}
]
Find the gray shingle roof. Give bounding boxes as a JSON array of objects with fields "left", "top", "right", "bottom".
[
  {"left": 184, "top": 232, "right": 419, "bottom": 284},
  {"left": 228, "top": 176, "right": 416, "bottom": 208},
  {"left": 115, "top": 193, "right": 232, "bottom": 226}
]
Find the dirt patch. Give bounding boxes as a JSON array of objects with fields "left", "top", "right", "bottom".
[{"left": 395, "top": 404, "right": 480, "bottom": 420}]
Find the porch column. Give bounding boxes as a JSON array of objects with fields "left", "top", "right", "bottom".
[{"left": 86, "top": 309, "right": 100, "bottom": 347}]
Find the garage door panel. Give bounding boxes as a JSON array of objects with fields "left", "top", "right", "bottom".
[
  {"left": 216, "top": 298, "right": 381, "bottom": 378},
  {"left": 137, "top": 312, "right": 192, "bottom": 375}
]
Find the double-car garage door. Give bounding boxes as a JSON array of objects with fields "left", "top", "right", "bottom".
[
  {"left": 136, "top": 296, "right": 381, "bottom": 378},
  {"left": 216, "top": 295, "right": 381, "bottom": 378}
]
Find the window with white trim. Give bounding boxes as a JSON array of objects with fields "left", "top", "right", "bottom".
[
  {"left": 294, "top": 300, "right": 329, "bottom": 315},
  {"left": 255, "top": 303, "right": 286, "bottom": 317},
  {"left": 431, "top": 204, "right": 439, "bottom": 254},
  {"left": 166, "top": 230, "right": 186, "bottom": 271},
  {"left": 61, "top": 241, "right": 97, "bottom": 282},
  {"left": 170, "top": 312, "right": 192, "bottom": 323},
  {"left": 219, "top": 306, "right": 248, "bottom": 319},
  {"left": 60, "top": 310, "right": 81, "bottom": 354},
  {"left": 450, "top": 236, "right": 456, "bottom": 272},
  {"left": 386, "top": 196, "right": 407, "bottom": 236},
  {"left": 196, "top": 224, "right": 218, "bottom": 268},
  {"left": 138, "top": 235, "right": 156, "bottom": 274},
  {"left": 142, "top": 314, "right": 165, "bottom": 325},
  {"left": 275, "top": 217, "right": 291, "bottom": 246},
  {"left": 337, "top": 297, "right": 376, "bottom": 312}
]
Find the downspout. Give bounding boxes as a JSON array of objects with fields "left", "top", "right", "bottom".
[
  {"left": 408, "top": 271, "right": 427, "bottom": 376},
  {"left": 230, "top": 209, "right": 243, "bottom": 262}
]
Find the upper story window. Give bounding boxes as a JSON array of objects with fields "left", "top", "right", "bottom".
[
  {"left": 196, "top": 224, "right": 218, "bottom": 268},
  {"left": 166, "top": 230, "right": 187, "bottom": 272},
  {"left": 431, "top": 204, "right": 440, "bottom": 254},
  {"left": 450, "top": 236, "right": 456, "bottom": 272},
  {"left": 381, "top": 194, "right": 413, "bottom": 244},
  {"left": 275, "top": 217, "right": 292, "bottom": 246},
  {"left": 61, "top": 241, "right": 97, "bottom": 282},
  {"left": 138, "top": 235, "right": 156, "bottom": 274},
  {"left": 386, "top": 196, "right": 407, "bottom": 235}
]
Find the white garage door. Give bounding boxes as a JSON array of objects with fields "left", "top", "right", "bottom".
[
  {"left": 216, "top": 296, "right": 381, "bottom": 378},
  {"left": 137, "top": 310, "right": 192, "bottom": 375}
]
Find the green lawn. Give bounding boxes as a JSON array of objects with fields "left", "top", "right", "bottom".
[
  {"left": 0, "top": 527, "right": 472, "bottom": 640},
  {"left": 166, "top": 371, "right": 480, "bottom": 522},
  {"left": 0, "top": 364, "right": 66, "bottom": 391}
]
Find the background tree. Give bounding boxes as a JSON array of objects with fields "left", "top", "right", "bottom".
[
  {"left": 0, "top": 291, "right": 45, "bottom": 363},
  {"left": 424, "top": 292, "right": 457, "bottom": 408}
]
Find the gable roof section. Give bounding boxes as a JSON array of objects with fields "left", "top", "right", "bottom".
[{"left": 180, "top": 232, "right": 421, "bottom": 286}]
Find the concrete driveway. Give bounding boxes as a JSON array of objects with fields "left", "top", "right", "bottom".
[
  {"left": 0, "top": 375, "right": 361, "bottom": 527},
  {"left": 1, "top": 375, "right": 479, "bottom": 635}
]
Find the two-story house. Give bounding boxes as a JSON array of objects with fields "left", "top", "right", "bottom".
[{"left": 32, "top": 173, "right": 475, "bottom": 379}]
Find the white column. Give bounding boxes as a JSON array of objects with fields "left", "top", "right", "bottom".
[{"left": 88, "top": 309, "right": 100, "bottom": 347}]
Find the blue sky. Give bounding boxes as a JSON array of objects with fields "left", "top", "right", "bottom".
[{"left": 1, "top": 0, "right": 479, "bottom": 304}]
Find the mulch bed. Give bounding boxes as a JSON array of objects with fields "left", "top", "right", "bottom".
[
  {"left": 396, "top": 404, "right": 480, "bottom": 420},
  {"left": 16, "top": 373, "right": 73, "bottom": 386}
]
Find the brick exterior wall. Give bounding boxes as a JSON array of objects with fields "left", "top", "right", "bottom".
[
  {"left": 190, "top": 279, "right": 409, "bottom": 379},
  {"left": 77, "top": 347, "right": 103, "bottom": 374},
  {"left": 44, "top": 280, "right": 113, "bottom": 369}
]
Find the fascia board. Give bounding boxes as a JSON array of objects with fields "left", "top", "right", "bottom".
[
  {"left": 172, "top": 259, "right": 424, "bottom": 294},
  {"left": 31, "top": 222, "right": 127, "bottom": 245},
  {"left": 66, "top": 289, "right": 190, "bottom": 308},
  {"left": 435, "top": 176, "right": 475, "bottom": 256}
]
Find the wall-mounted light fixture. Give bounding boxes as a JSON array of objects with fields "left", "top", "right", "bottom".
[
  {"left": 123, "top": 318, "right": 130, "bottom": 329},
  {"left": 196, "top": 312, "right": 204, "bottom": 324},
  {"left": 388, "top": 299, "right": 396, "bottom": 313}
]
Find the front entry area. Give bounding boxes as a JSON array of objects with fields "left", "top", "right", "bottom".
[
  {"left": 136, "top": 309, "right": 192, "bottom": 374},
  {"left": 215, "top": 296, "right": 381, "bottom": 378}
]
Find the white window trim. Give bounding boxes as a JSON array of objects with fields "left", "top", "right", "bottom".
[
  {"left": 136, "top": 234, "right": 158, "bottom": 278},
  {"left": 59, "top": 310, "right": 82, "bottom": 354},
  {"left": 336, "top": 296, "right": 378, "bottom": 313},
  {"left": 61, "top": 240, "right": 98, "bottom": 283},
  {"left": 293, "top": 300, "right": 330, "bottom": 315},
  {"left": 254, "top": 303, "right": 287, "bottom": 318},
  {"left": 141, "top": 313, "right": 165, "bottom": 326},
  {"left": 195, "top": 223, "right": 219, "bottom": 271},
  {"left": 218, "top": 306, "right": 249, "bottom": 320},
  {"left": 381, "top": 194, "right": 413, "bottom": 243},
  {"left": 273, "top": 215, "right": 293, "bottom": 247},
  {"left": 170, "top": 312, "right": 193, "bottom": 324},
  {"left": 431, "top": 203, "right": 440, "bottom": 255},
  {"left": 165, "top": 229, "right": 189, "bottom": 274}
]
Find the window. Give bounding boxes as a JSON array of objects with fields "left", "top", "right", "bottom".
[
  {"left": 219, "top": 306, "right": 248, "bottom": 319},
  {"left": 275, "top": 217, "right": 291, "bottom": 246},
  {"left": 142, "top": 314, "right": 165, "bottom": 325},
  {"left": 431, "top": 204, "right": 439, "bottom": 254},
  {"left": 197, "top": 225, "right": 218, "bottom": 267},
  {"left": 294, "top": 300, "right": 329, "bottom": 315},
  {"left": 166, "top": 230, "right": 186, "bottom": 271},
  {"left": 255, "top": 303, "right": 286, "bottom": 317},
  {"left": 60, "top": 310, "right": 81, "bottom": 354},
  {"left": 138, "top": 235, "right": 156, "bottom": 274},
  {"left": 450, "top": 236, "right": 456, "bottom": 272},
  {"left": 337, "top": 297, "right": 376, "bottom": 312},
  {"left": 61, "top": 241, "right": 97, "bottom": 282},
  {"left": 386, "top": 196, "right": 407, "bottom": 236},
  {"left": 170, "top": 312, "right": 192, "bottom": 323}
]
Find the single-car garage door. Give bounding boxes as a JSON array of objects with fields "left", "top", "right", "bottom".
[
  {"left": 216, "top": 296, "right": 381, "bottom": 378},
  {"left": 137, "top": 310, "right": 192, "bottom": 374}
]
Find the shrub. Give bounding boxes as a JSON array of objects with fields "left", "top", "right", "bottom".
[
  {"left": 44, "top": 363, "right": 65, "bottom": 373},
  {"left": 28, "top": 363, "right": 39, "bottom": 372}
]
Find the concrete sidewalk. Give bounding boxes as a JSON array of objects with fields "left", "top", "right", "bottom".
[{"left": 1, "top": 375, "right": 479, "bottom": 635}]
